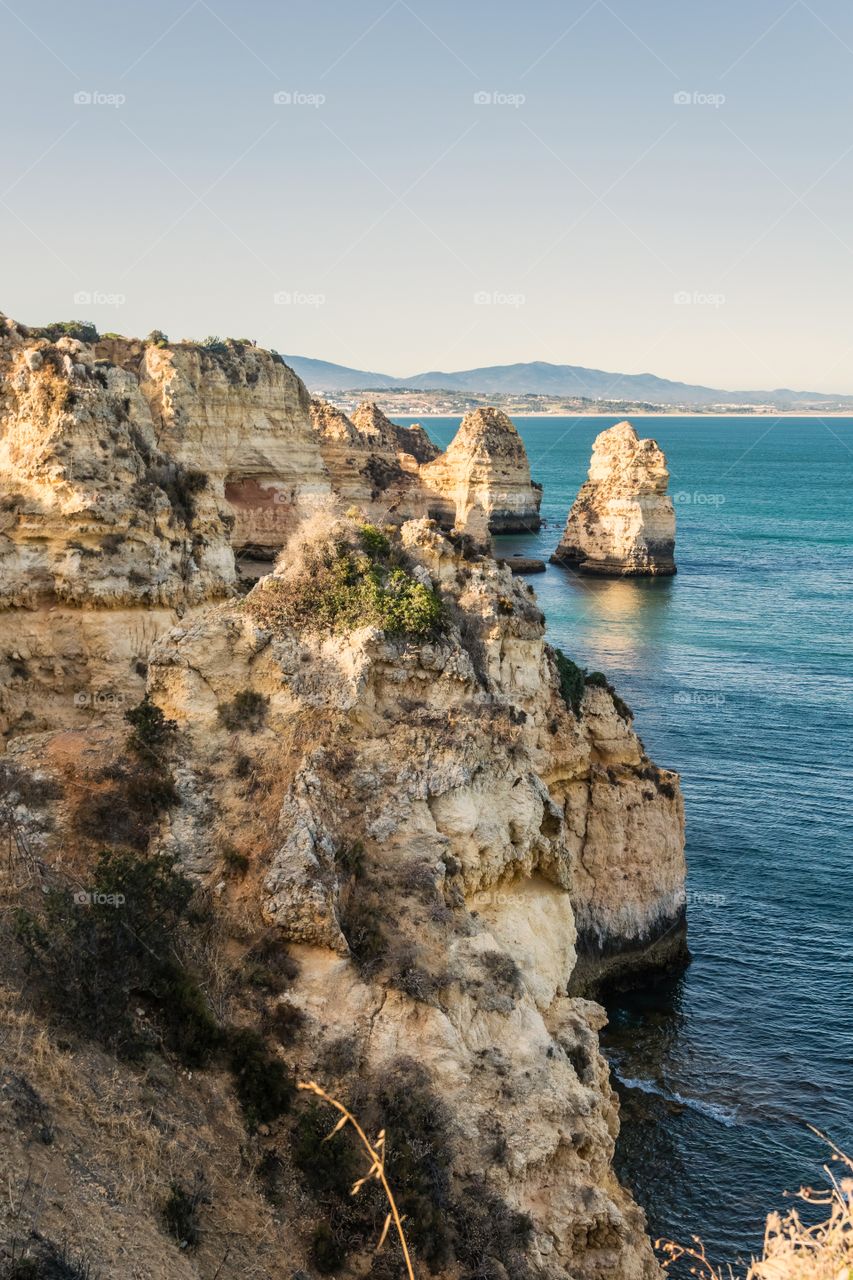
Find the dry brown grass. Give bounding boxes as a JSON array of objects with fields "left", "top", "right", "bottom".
[
  {"left": 658, "top": 1133, "right": 853, "bottom": 1280},
  {"left": 298, "top": 1079, "right": 417, "bottom": 1280}
]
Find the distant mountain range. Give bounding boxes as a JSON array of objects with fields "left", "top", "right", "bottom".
[{"left": 283, "top": 355, "right": 853, "bottom": 408}]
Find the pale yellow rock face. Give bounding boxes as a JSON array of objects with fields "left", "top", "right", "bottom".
[
  {"left": 145, "top": 515, "right": 685, "bottom": 1279},
  {"left": 0, "top": 316, "right": 330, "bottom": 734},
  {"left": 420, "top": 406, "right": 542, "bottom": 535},
  {"left": 552, "top": 421, "right": 676, "bottom": 576},
  {"left": 309, "top": 398, "right": 429, "bottom": 519}
]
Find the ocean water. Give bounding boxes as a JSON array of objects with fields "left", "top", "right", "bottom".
[{"left": 398, "top": 414, "right": 853, "bottom": 1270}]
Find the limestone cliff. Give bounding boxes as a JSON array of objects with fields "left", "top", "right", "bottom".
[
  {"left": 0, "top": 511, "right": 684, "bottom": 1280},
  {"left": 420, "top": 407, "right": 542, "bottom": 537},
  {"left": 551, "top": 422, "right": 676, "bottom": 576},
  {"left": 0, "top": 315, "right": 687, "bottom": 1280},
  {"left": 0, "top": 316, "right": 330, "bottom": 736}
]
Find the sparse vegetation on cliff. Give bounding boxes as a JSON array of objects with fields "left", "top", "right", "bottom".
[
  {"left": 247, "top": 520, "right": 445, "bottom": 640},
  {"left": 552, "top": 645, "right": 633, "bottom": 721}
]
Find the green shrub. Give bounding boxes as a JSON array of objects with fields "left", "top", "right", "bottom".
[
  {"left": 226, "top": 1028, "right": 294, "bottom": 1131},
  {"left": 246, "top": 539, "right": 444, "bottom": 641},
  {"left": 31, "top": 320, "right": 99, "bottom": 344},
  {"left": 124, "top": 696, "right": 177, "bottom": 752},
  {"left": 217, "top": 690, "right": 269, "bottom": 733},
  {"left": 552, "top": 647, "right": 586, "bottom": 715},
  {"left": 359, "top": 523, "right": 391, "bottom": 558}
]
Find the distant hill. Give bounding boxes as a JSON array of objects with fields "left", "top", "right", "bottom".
[{"left": 282, "top": 355, "right": 853, "bottom": 408}]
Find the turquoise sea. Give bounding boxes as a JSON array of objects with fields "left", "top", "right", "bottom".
[{"left": 399, "top": 415, "right": 853, "bottom": 1270}]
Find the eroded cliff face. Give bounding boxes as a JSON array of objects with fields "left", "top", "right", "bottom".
[
  {"left": 551, "top": 422, "right": 676, "bottom": 577},
  {"left": 0, "top": 316, "right": 686, "bottom": 1280},
  {"left": 310, "top": 399, "right": 541, "bottom": 540},
  {"left": 137, "top": 515, "right": 684, "bottom": 1277},
  {"left": 0, "top": 316, "right": 330, "bottom": 735},
  {"left": 420, "top": 407, "right": 542, "bottom": 537}
]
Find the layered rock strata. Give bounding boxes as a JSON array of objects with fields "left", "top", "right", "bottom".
[
  {"left": 420, "top": 406, "right": 542, "bottom": 536},
  {"left": 551, "top": 422, "right": 676, "bottom": 576},
  {"left": 139, "top": 514, "right": 684, "bottom": 1277},
  {"left": 0, "top": 316, "right": 330, "bottom": 734}
]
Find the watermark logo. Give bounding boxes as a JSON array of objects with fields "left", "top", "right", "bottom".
[
  {"left": 673, "top": 90, "right": 725, "bottom": 108},
  {"left": 673, "top": 490, "right": 726, "bottom": 506},
  {"left": 73, "top": 690, "right": 126, "bottom": 709},
  {"left": 686, "top": 890, "right": 727, "bottom": 907},
  {"left": 473, "top": 90, "right": 526, "bottom": 108},
  {"left": 674, "top": 290, "right": 726, "bottom": 307},
  {"left": 273, "top": 90, "right": 325, "bottom": 108},
  {"left": 73, "top": 290, "right": 126, "bottom": 307},
  {"left": 73, "top": 90, "right": 126, "bottom": 108},
  {"left": 673, "top": 690, "right": 726, "bottom": 707},
  {"left": 474, "top": 290, "right": 525, "bottom": 308},
  {"left": 273, "top": 290, "right": 325, "bottom": 307},
  {"left": 73, "top": 890, "right": 126, "bottom": 907}
]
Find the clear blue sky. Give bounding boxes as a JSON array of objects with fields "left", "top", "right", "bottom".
[{"left": 2, "top": 0, "right": 852, "bottom": 391}]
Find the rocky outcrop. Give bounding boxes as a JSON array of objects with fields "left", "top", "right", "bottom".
[
  {"left": 139, "top": 515, "right": 684, "bottom": 1277},
  {"left": 0, "top": 316, "right": 330, "bottom": 736},
  {"left": 551, "top": 422, "right": 676, "bottom": 576},
  {"left": 420, "top": 407, "right": 542, "bottom": 537},
  {"left": 309, "top": 398, "right": 426, "bottom": 519}
]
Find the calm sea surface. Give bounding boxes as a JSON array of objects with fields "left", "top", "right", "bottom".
[{"left": 398, "top": 414, "right": 853, "bottom": 1270}]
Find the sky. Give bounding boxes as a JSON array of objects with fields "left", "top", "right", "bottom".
[{"left": 1, "top": 0, "right": 853, "bottom": 391}]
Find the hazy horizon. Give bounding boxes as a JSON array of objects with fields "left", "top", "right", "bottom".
[{"left": 3, "top": 0, "right": 853, "bottom": 390}]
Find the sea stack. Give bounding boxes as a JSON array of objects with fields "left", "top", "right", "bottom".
[
  {"left": 551, "top": 420, "right": 676, "bottom": 575},
  {"left": 420, "top": 405, "right": 542, "bottom": 536}
]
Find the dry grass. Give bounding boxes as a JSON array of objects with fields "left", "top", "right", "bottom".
[
  {"left": 658, "top": 1133, "right": 853, "bottom": 1280},
  {"left": 298, "top": 1079, "right": 417, "bottom": 1280}
]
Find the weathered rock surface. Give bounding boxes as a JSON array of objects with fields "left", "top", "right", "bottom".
[
  {"left": 420, "top": 407, "right": 542, "bottom": 536},
  {"left": 140, "top": 515, "right": 684, "bottom": 1278},
  {"left": 551, "top": 422, "right": 676, "bottom": 576},
  {"left": 0, "top": 316, "right": 687, "bottom": 1279},
  {"left": 0, "top": 315, "right": 330, "bottom": 734}
]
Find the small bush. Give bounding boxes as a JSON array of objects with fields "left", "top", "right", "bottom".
[
  {"left": 334, "top": 840, "right": 364, "bottom": 879},
  {"left": 374, "top": 1059, "right": 456, "bottom": 1268},
  {"left": 217, "top": 690, "right": 269, "bottom": 733},
  {"left": 73, "top": 758, "right": 178, "bottom": 852},
  {"left": 453, "top": 1180, "right": 533, "bottom": 1280},
  {"left": 32, "top": 320, "right": 99, "bottom": 344},
  {"left": 246, "top": 532, "right": 445, "bottom": 641},
  {"left": 264, "top": 999, "right": 306, "bottom": 1045},
  {"left": 311, "top": 1223, "right": 346, "bottom": 1274},
  {"left": 14, "top": 848, "right": 217, "bottom": 1064},
  {"left": 124, "top": 696, "right": 177, "bottom": 752},
  {"left": 339, "top": 890, "right": 388, "bottom": 972},
  {"left": 359, "top": 523, "right": 391, "bottom": 558},
  {"left": 0, "top": 1238, "right": 96, "bottom": 1278},
  {"left": 227, "top": 1028, "right": 294, "bottom": 1131},
  {"left": 162, "top": 1177, "right": 207, "bottom": 1250},
  {"left": 553, "top": 647, "right": 586, "bottom": 715},
  {"left": 551, "top": 649, "right": 633, "bottom": 721},
  {"left": 585, "top": 670, "right": 633, "bottom": 721},
  {"left": 221, "top": 843, "right": 249, "bottom": 877}
]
